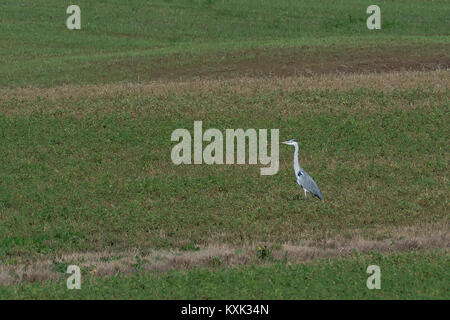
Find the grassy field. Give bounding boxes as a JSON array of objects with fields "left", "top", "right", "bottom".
[
  {"left": 0, "top": 84, "right": 448, "bottom": 258},
  {"left": 0, "top": 0, "right": 449, "bottom": 299}
]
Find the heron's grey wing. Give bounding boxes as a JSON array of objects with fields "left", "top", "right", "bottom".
[{"left": 297, "top": 170, "right": 323, "bottom": 200}]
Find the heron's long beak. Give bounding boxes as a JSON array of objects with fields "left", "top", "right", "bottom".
[{"left": 282, "top": 141, "right": 290, "bottom": 145}]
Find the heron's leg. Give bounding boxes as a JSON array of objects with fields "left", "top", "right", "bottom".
[{"left": 304, "top": 189, "right": 307, "bottom": 198}]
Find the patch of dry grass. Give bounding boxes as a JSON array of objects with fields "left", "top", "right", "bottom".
[
  {"left": 0, "top": 70, "right": 448, "bottom": 118},
  {"left": 1, "top": 70, "right": 448, "bottom": 104},
  {"left": 1, "top": 224, "right": 447, "bottom": 285}
]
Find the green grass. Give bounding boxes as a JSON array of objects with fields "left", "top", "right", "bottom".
[
  {"left": 0, "top": 0, "right": 449, "bottom": 87},
  {"left": 0, "top": 0, "right": 449, "bottom": 299},
  {"left": 1, "top": 250, "right": 448, "bottom": 299},
  {"left": 0, "top": 88, "right": 448, "bottom": 259}
]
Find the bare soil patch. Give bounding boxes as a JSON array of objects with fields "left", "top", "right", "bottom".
[
  {"left": 181, "top": 44, "right": 449, "bottom": 79},
  {"left": 95, "top": 43, "right": 449, "bottom": 83}
]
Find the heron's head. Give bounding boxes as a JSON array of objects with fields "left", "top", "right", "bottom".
[{"left": 282, "top": 139, "right": 298, "bottom": 146}]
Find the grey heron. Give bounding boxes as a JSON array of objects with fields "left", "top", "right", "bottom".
[{"left": 282, "top": 139, "right": 323, "bottom": 200}]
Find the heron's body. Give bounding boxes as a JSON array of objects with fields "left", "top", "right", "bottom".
[{"left": 283, "top": 139, "right": 323, "bottom": 200}]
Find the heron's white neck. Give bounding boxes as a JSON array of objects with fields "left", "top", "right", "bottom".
[{"left": 293, "top": 143, "right": 301, "bottom": 174}]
